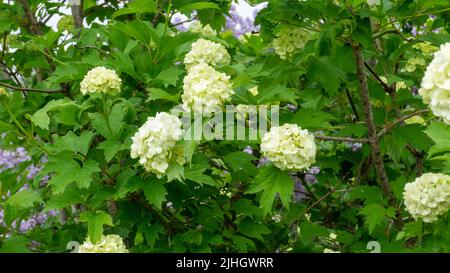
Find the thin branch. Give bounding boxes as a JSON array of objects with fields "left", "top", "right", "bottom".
[
  {"left": 0, "top": 81, "right": 65, "bottom": 94},
  {"left": 344, "top": 87, "right": 360, "bottom": 121},
  {"left": 364, "top": 61, "right": 394, "bottom": 94},
  {"left": 377, "top": 109, "right": 430, "bottom": 138},
  {"left": 315, "top": 135, "right": 369, "bottom": 143},
  {"left": 303, "top": 179, "right": 343, "bottom": 215}
]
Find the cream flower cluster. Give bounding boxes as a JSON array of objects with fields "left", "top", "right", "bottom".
[
  {"left": 419, "top": 42, "right": 450, "bottom": 124},
  {"left": 403, "top": 173, "right": 450, "bottom": 223},
  {"left": 78, "top": 234, "right": 128, "bottom": 253},
  {"left": 184, "top": 38, "right": 231, "bottom": 70},
  {"left": 182, "top": 63, "right": 234, "bottom": 114},
  {"left": 261, "top": 124, "right": 316, "bottom": 171},
  {"left": 189, "top": 21, "right": 217, "bottom": 36},
  {"left": 130, "top": 112, "right": 184, "bottom": 177},
  {"left": 80, "top": 66, "right": 122, "bottom": 95},
  {"left": 273, "top": 27, "right": 310, "bottom": 60}
]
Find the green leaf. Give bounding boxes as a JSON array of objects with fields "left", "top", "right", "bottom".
[
  {"left": 246, "top": 165, "right": 294, "bottom": 216},
  {"left": 257, "top": 84, "right": 298, "bottom": 104},
  {"left": 0, "top": 236, "right": 31, "bottom": 253},
  {"left": 307, "top": 57, "right": 346, "bottom": 94},
  {"left": 177, "top": 2, "right": 220, "bottom": 13},
  {"left": 237, "top": 218, "right": 271, "bottom": 241},
  {"left": 166, "top": 161, "right": 184, "bottom": 182},
  {"left": 292, "top": 109, "right": 334, "bottom": 130},
  {"left": 146, "top": 88, "right": 180, "bottom": 103},
  {"left": 184, "top": 164, "right": 216, "bottom": 186},
  {"left": 359, "top": 204, "right": 396, "bottom": 234},
  {"left": 89, "top": 102, "right": 127, "bottom": 140},
  {"left": 42, "top": 153, "right": 100, "bottom": 193},
  {"left": 346, "top": 185, "right": 387, "bottom": 206},
  {"left": 142, "top": 179, "right": 167, "bottom": 210},
  {"left": 181, "top": 230, "right": 203, "bottom": 245},
  {"left": 299, "top": 222, "right": 329, "bottom": 245},
  {"left": 31, "top": 99, "right": 80, "bottom": 130},
  {"left": 79, "top": 210, "right": 113, "bottom": 243},
  {"left": 425, "top": 122, "right": 450, "bottom": 157},
  {"left": 98, "top": 138, "right": 131, "bottom": 162},
  {"left": 230, "top": 235, "right": 255, "bottom": 252},
  {"left": 112, "top": 0, "right": 157, "bottom": 18},
  {"left": 140, "top": 223, "right": 164, "bottom": 250},
  {"left": 51, "top": 131, "right": 95, "bottom": 156},
  {"left": 224, "top": 151, "right": 257, "bottom": 176},
  {"left": 396, "top": 221, "right": 423, "bottom": 241},
  {"left": 155, "top": 68, "right": 184, "bottom": 88},
  {"left": 5, "top": 189, "right": 42, "bottom": 210}
]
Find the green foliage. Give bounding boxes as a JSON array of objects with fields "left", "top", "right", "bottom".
[{"left": 1, "top": 0, "right": 450, "bottom": 254}]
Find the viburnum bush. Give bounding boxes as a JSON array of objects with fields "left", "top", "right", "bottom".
[{"left": 0, "top": 0, "right": 450, "bottom": 253}]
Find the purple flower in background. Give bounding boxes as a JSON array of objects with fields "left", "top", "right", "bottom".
[
  {"left": 292, "top": 176, "right": 308, "bottom": 203},
  {"left": 0, "top": 147, "right": 31, "bottom": 172},
  {"left": 287, "top": 104, "right": 297, "bottom": 112},
  {"left": 345, "top": 142, "right": 363, "bottom": 152},
  {"left": 225, "top": 1, "right": 267, "bottom": 37},
  {"left": 243, "top": 146, "right": 253, "bottom": 155},
  {"left": 257, "top": 157, "right": 269, "bottom": 167}
]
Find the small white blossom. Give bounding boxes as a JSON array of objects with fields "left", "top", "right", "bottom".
[
  {"left": 261, "top": 124, "right": 316, "bottom": 171},
  {"left": 130, "top": 112, "right": 184, "bottom": 177},
  {"left": 419, "top": 43, "right": 450, "bottom": 124},
  {"left": 403, "top": 173, "right": 450, "bottom": 223},
  {"left": 184, "top": 38, "right": 231, "bottom": 70},
  {"left": 182, "top": 63, "right": 234, "bottom": 114},
  {"left": 80, "top": 66, "right": 121, "bottom": 95},
  {"left": 78, "top": 234, "right": 128, "bottom": 253}
]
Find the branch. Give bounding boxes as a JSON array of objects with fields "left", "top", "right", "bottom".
[
  {"left": 364, "top": 61, "right": 394, "bottom": 94},
  {"left": 344, "top": 87, "right": 360, "bottom": 121},
  {"left": 70, "top": 0, "right": 84, "bottom": 29},
  {"left": 315, "top": 135, "right": 369, "bottom": 143},
  {"left": 0, "top": 81, "right": 65, "bottom": 94},
  {"left": 352, "top": 44, "right": 396, "bottom": 206},
  {"left": 303, "top": 179, "right": 343, "bottom": 215},
  {"left": 18, "top": 0, "right": 42, "bottom": 35},
  {"left": 377, "top": 109, "right": 430, "bottom": 138}
]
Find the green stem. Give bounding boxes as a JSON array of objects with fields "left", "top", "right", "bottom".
[{"left": 2, "top": 101, "right": 51, "bottom": 154}]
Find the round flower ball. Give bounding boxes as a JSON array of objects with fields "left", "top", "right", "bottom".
[
  {"left": 419, "top": 42, "right": 450, "bottom": 124},
  {"left": 78, "top": 234, "right": 128, "bottom": 253},
  {"left": 184, "top": 38, "right": 231, "bottom": 70},
  {"left": 260, "top": 123, "right": 316, "bottom": 171},
  {"left": 80, "top": 66, "right": 122, "bottom": 95},
  {"left": 273, "top": 26, "right": 311, "bottom": 60},
  {"left": 403, "top": 172, "right": 450, "bottom": 223},
  {"left": 182, "top": 63, "right": 234, "bottom": 114},
  {"left": 130, "top": 112, "right": 184, "bottom": 177}
]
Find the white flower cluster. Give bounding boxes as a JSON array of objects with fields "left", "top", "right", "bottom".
[
  {"left": 78, "top": 234, "right": 128, "bottom": 253},
  {"left": 403, "top": 173, "right": 450, "bottom": 223},
  {"left": 273, "top": 27, "right": 310, "bottom": 60},
  {"left": 184, "top": 38, "right": 231, "bottom": 70},
  {"left": 189, "top": 21, "right": 217, "bottom": 36},
  {"left": 419, "top": 42, "right": 450, "bottom": 124},
  {"left": 261, "top": 124, "right": 316, "bottom": 171},
  {"left": 80, "top": 66, "right": 122, "bottom": 95},
  {"left": 182, "top": 63, "right": 234, "bottom": 114},
  {"left": 130, "top": 112, "right": 184, "bottom": 177}
]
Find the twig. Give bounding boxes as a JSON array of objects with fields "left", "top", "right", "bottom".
[
  {"left": 315, "top": 135, "right": 369, "bottom": 143},
  {"left": 364, "top": 61, "right": 394, "bottom": 94},
  {"left": 344, "top": 88, "right": 360, "bottom": 121},
  {"left": 0, "top": 81, "right": 65, "bottom": 94},
  {"left": 303, "top": 179, "right": 343, "bottom": 215},
  {"left": 377, "top": 109, "right": 430, "bottom": 138}
]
